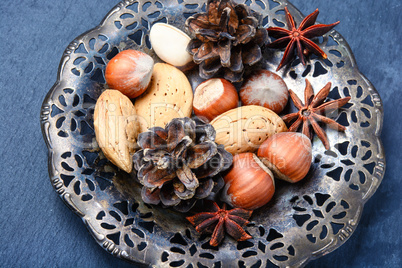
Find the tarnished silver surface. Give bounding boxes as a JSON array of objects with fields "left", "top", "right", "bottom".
[{"left": 40, "top": 0, "right": 385, "bottom": 267}]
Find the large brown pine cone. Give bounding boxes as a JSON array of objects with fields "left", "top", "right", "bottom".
[
  {"left": 133, "top": 117, "right": 232, "bottom": 212},
  {"left": 186, "top": 0, "right": 268, "bottom": 82}
]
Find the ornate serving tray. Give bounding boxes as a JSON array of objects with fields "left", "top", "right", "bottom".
[{"left": 40, "top": 0, "right": 385, "bottom": 267}]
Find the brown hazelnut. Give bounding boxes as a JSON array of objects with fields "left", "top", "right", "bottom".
[
  {"left": 240, "top": 70, "right": 288, "bottom": 114},
  {"left": 193, "top": 78, "right": 239, "bottom": 122},
  {"left": 221, "top": 153, "right": 275, "bottom": 210},
  {"left": 258, "top": 132, "right": 312, "bottom": 183},
  {"left": 105, "top": 49, "right": 154, "bottom": 99}
]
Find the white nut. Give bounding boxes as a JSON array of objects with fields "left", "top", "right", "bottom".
[{"left": 150, "top": 23, "right": 193, "bottom": 69}]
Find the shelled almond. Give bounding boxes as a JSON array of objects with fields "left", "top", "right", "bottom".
[{"left": 149, "top": 23, "right": 194, "bottom": 71}]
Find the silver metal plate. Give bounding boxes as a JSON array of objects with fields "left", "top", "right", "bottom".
[{"left": 40, "top": 0, "right": 385, "bottom": 267}]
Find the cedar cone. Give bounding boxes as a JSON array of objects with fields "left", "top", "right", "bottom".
[
  {"left": 185, "top": 0, "right": 268, "bottom": 82},
  {"left": 133, "top": 117, "right": 232, "bottom": 212}
]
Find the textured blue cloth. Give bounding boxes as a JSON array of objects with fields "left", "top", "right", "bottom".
[{"left": 0, "top": 0, "right": 400, "bottom": 267}]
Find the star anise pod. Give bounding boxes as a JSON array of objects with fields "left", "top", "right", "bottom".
[
  {"left": 133, "top": 117, "right": 233, "bottom": 212},
  {"left": 186, "top": 201, "right": 252, "bottom": 246},
  {"left": 267, "top": 7, "right": 340, "bottom": 71},
  {"left": 186, "top": 0, "right": 268, "bottom": 82},
  {"left": 282, "top": 79, "right": 351, "bottom": 150}
]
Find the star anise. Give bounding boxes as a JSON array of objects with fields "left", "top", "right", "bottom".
[
  {"left": 282, "top": 79, "right": 351, "bottom": 150},
  {"left": 267, "top": 7, "right": 340, "bottom": 71},
  {"left": 186, "top": 201, "right": 252, "bottom": 246}
]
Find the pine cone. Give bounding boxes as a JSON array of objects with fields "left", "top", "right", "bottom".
[
  {"left": 133, "top": 117, "right": 232, "bottom": 212},
  {"left": 186, "top": 0, "right": 268, "bottom": 82}
]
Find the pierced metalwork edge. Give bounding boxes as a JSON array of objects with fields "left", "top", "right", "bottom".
[{"left": 40, "top": 0, "right": 386, "bottom": 267}]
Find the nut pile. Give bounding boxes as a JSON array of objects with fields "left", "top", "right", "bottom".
[{"left": 93, "top": 0, "right": 348, "bottom": 246}]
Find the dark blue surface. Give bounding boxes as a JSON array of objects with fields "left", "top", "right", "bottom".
[{"left": 0, "top": 0, "right": 400, "bottom": 267}]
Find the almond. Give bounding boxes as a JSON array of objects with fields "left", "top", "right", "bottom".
[
  {"left": 94, "top": 90, "right": 139, "bottom": 173},
  {"left": 149, "top": 23, "right": 193, "bottom": 71},
  {"left": 135, "top": 63, "right": 193, "bottom": 133},
  {"left": 210, "top": 105, "right": 288, "bottom": 154}
]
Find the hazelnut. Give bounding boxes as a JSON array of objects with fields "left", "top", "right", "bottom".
[
  {"left": 193, "top": 78, "right": 239, "bottom": 122},
  {"left": 240, "top": 70, "right": 288, "bottom": 113},
  {"left": 221, "top": 153, "right": 275, "bottom": 210},
  {"left": 258, "top": 132, "right": 312, "bottom": 183},
  {"left": 105, "top": 49, "right": 154, "bottom": 99}
]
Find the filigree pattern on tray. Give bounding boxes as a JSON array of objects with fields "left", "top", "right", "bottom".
[{"left": 40, "top": 0, "right": 385, "bottom": 267}]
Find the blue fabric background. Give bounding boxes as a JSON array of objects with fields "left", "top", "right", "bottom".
[{"left": 0, "top": 0, "right": 400, "bottom": 267}]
